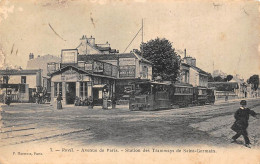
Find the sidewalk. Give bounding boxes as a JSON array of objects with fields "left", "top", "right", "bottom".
[{"left": 215, "top": 97, "right": 260, "bottom": 105}]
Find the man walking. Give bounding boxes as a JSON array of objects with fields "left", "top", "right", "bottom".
[{"left": 231, "top": 100, "right": 258, "bottom": 148}]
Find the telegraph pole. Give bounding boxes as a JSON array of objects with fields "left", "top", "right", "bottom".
[{"left": 141, "top": 19, "right": 144, "bottom": 56}]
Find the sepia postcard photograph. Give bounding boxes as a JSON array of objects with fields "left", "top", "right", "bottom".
[{"left": 0, "top": 0, "right": 259, "bottom": 163}]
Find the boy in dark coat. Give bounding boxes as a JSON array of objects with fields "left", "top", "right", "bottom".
[{"left": 231, "top": 100, "right": 258, "bottom": 148}]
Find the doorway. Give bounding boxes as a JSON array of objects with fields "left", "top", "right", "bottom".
[
  {"left": 66, "top": 82, "right": 76, "bottom": 104},
  {"left": 93, "top": 88, "right": 102, "bottom": 105}
]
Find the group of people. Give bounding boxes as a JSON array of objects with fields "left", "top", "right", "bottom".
[{"left": 56, "top": 93, "right": 117, "bottom": 110}]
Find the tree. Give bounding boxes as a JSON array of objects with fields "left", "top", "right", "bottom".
[
  {"left": 247, "top": 75, "right": 259, "bottom": 91},
  {"left": 226, "top": 75, "right": 233, "bottom": 82},
  {"left": 137, "top": 38, "right": 181, "bottom": 82}
]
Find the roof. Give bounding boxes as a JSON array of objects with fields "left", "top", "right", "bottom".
[
  {"left": 190, "top": 65, "right": 209, "bottom": 76},
  {"left": 0, "top": 69, "right": 41, "bottom": 75},
  {"left": 49, "top": 65, "right": 116, "bottom": 79},
  {"left": 78, "top": 52, "right": 152, "bottom": 65},
  {"left": 95, "top": 46, "right": 111, "bottom": 51}
]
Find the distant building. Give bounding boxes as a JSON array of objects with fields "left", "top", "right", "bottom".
[
  {"left": 76, "top": 35, "right": 118, "bottom": 55},
  {"left": 0, "top": 69, "right": 42, "bottom": 102},
  {"left": 27, "top": 53, "right": 60, "bottom": 77},
  {"left": 180, "top": 50, "right": 209, "bottom": 88},
  {"left": 208, "top": 82, "right": 239, "bottom": 101},
  {"left": 212, "top": 70, "right": 227, "bottom": 78},
  {"left": 48, "top": 47, "right": 152, "bottom": 105},
  {"left": 26, "top": 53, "right": 61, "bottom": 93}
]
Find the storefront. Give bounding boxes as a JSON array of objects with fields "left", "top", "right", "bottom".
[{"left": 50, "top": 65, "right": 116, "bottom": 105}]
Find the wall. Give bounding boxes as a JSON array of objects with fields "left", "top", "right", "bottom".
[
  {"left": 100, "top": 60, "right": 117, "bottom": 66},
  {"left": 199, "top": 75, "right": 208, "bottom": 87},
  {"left": 189, "top": 68, "right": 198, "bottom": 87},
  {"left": 6, "top": 75, "right": 37, "bottom": 88},
  {"left": 27, "top": 55, "right": 60, "bottom": 77},
  {"left": 139, "top": 62, "right": 152, "bottom": 80},
  {"left": 78, "top": 38, "right": 101, "bottom": 55}
]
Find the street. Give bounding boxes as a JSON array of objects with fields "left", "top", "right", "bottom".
[
  {"left": 0, "top": 98, "right": 259, "bottom": 148},
  {"left": 1, "top": 98, "right": 260, "bottom": 163}
]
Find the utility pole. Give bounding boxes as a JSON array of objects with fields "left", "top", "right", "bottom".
[{"left": 141, "top": 19, "right": 144, "bottom": 56}]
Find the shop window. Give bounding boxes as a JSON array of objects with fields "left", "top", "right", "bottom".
[
  {"left": 99, "top": 90, "right": 102, "bottom": 99},
  {"left": 54, "top": 82, "right": 58, "bottom": 97},
  {"left": 80, "top": 82, "right": 84, "bottom": 98},
  {"left": 59, "top": 82, "right": 62, "bottom": 96},
  {"left": 21, "top": 76, "right": 26, "bottom": 84},
  {"left": 84, "top": 82, "right": 88, "bottom": 97}
]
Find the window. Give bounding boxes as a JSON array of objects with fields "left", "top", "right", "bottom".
[
  {"left": 84, "top": 82, "right": 88, "bottom": 97},
  {"left": 80, "top": 82, "right": 84, "bottom": 98},
  {"left": 54, "top": 82, "right": 58, "bottom": 97},
  {"left": 59, "top": 82, "right": 62, "bottom": 96},
  {"left": 20, "top": 84, "right": 26, "bottom": 93},
  {"left": 3, "top": 76, "right": 9, "bottom": 84},
  {"left": 21, "top": 76, "right": 26, "bottom": 84},
  {"left": 99, "top": 90, "right": 102, "bottom": 99}
]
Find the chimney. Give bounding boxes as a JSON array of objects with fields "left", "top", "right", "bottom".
[
  {"left": 29, "top": 53, "right": 34, "bottom": 60},
  {"left": 87, "top": 36, "right": 95, "bottom": 46},
  {"left": 184, "top": 49, "right": 186, "bottom": 58}
]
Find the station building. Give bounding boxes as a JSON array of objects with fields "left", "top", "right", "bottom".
[{"left": 48, "top": 35, "right": 152, "bottom": 106}]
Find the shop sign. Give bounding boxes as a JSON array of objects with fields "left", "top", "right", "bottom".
[
  {"left": 85, "top": 63, "right": 93, "bottom": 71},
  {"left": 104, "top": 63, "right": 112, "bottom": 76},
  {"left": 119, "top": 58, "right": 135, "bottom": 65},
  {"left": 119, "top": 65, "right": 135, "bottom": 78},
  {"left": 93, "top": 61, "right": 103, "bottom": 73},
  {"left": 112, "top": 65, "right": 118, "bottom": 77},
  {"left": 61, "top": 49, "right": 78, "bottom": 64}
]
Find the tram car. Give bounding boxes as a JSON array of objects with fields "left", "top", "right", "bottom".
[
  {"left": 206, "top": 88, "right": 215, "bottom": 104},
  {"left": 171, "top": 83, "right": 194, "bottom": 107},
  {"left": 129, "top": 81, "right": 173, "bottom": 111},
  {"left": 193, "top": 87, "right": 207, "bottom": 105},
  {"left": 129, "top": 80, "right": 215, "bottom": 111}
]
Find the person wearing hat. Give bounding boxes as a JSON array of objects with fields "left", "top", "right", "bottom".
[
  {"left": 231, "top": 100, "right": 258, "bottom": 148},
  {"left": 56, "top": 92, "right": 63, "bottom": 109}
]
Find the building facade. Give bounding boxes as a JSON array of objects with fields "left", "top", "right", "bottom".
[
  {"left": 180, "top": 56, "right": 209, "bottom": 88},
  {"left": 0, "top": 69, "right": 42, "bottom": 102},
  {"left": 26, "top": 53, "right": 61, "bottom": 93}
]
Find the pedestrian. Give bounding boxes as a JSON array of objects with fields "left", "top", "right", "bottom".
[
  {"left": 112, "top": 95, "right": 117, "bottom": 109},
  {"left": 56, "top": 92, "right": 63, "bottom": 109},
  {"left": 88, "top": 96, "right": 93, "bottom": 109},
  {"left": 231, "top": 100, "right": 258, "bottom": 148}
]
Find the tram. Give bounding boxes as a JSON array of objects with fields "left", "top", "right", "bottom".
[{"left": 129, "top": 80, "right": 215, "bottom": 111}]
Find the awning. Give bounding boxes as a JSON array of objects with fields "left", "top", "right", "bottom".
[{"left": 93, "top": 84, "right": 106, "bottom": 88}]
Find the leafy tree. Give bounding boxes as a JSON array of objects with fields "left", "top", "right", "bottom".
[
  {"left": 226, "top": 75, "right": 233, "bottom": 81},
  {"left": 137, "top": 38, "right": 181, "bottom": 82},
  {"left": 225, "top": 75, "right": 233, "bottom": 82},
  {"left": 247, "top": 75, "right": 259, "bottom": 91}
]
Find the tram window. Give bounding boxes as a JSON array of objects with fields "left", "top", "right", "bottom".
[{"left": 176, "top": 88, "right": 180, "bottom": 93}]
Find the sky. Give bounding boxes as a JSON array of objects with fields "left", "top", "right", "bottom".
[{"left": 0, "top": 0, "right": 259, "bottom": 79}]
